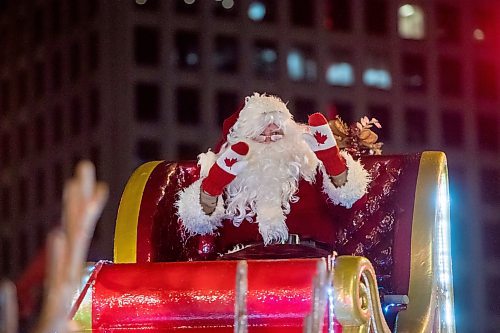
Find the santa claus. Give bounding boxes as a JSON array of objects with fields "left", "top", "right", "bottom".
[{"left": 176, "top": 93, "right": 370, "bottom": 247}]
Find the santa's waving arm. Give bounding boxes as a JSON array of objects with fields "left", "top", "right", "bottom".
[
  {"left": 176, "top": 142, "right": 249, "bottom": 235},
  {"left": 304, "top": 113, "right": 370, "bottom": 208}
]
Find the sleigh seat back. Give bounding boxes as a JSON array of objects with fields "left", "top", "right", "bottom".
[{"left": 91, "top": 151, "right": 454, "bottom": 332}]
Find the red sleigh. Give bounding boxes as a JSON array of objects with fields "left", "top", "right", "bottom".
[{"left": 71, "top": 152, "right": 455, "bottom": 332}]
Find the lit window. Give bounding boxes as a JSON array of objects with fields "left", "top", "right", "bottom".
[
  {"left": 248, "top": 1, "right": 266, "bottom": 21},
  {"left": 398, "top": 4, "right": 425, "bottom": 40},
  {"left": 254, "top": 40, "right": 278, "bottom": 79},
  {"left": 363, "top": 69, "right": 391, "bottom": 90},
  {"left": 287, "top": 47, "right": 317, "bottom": 82},
  {"left": 326, "top": 62, "right": 354, "bottom": 86},
  {"left": 363, "top": 54, "right": 392, "bottom": 90},
  {"left": 175, "top": 31, "right": 200, "bottom": 70},
  {"left": 326, "top": 50, "right": 354, "bottom": 86},
  {"left": 248, "top": 1, "right": 276, "bottom": 22}
]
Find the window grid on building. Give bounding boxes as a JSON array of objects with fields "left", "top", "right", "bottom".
[{"left": 0, "top": 3, "right": 499, "bottom": 330}]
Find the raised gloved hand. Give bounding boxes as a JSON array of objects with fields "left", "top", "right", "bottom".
[
  {"left": 304, "top": 113, "right": 347, "bottom": 178},
  {"left": 201, "top": 142, "right": 249, "bottom": 197}
]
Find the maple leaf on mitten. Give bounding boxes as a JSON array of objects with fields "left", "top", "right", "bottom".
[
  {"left": 313, "top": 131, "right": 328, "bottom": 145},
  {"left": 308, "top": 112, "right": 346, "bottom": 176},
  {"left": 201, "top": 142, "right": 249, "bottom": 196},
  {"left": 224, "top": 157, "right": 238, "bottom": 169}
]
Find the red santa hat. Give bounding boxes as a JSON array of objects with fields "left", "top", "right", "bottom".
[{"left": 214, "top": 93, "right": 293, "bottom": 152}]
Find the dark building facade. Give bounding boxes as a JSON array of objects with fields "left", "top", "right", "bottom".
[{"left": 1, "top": 1, "right": 500, "bottom": 331}]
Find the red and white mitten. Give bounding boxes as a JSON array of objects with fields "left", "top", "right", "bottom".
[
  {"left": 201, "top": 142, "right": 249, "bottom": 196},
  {"left": 306, "top": 113, "right": 346, "bottom": 176}
]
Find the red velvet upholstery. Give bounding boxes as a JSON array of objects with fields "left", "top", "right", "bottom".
[
  {"left": 127, "top": 154, "right": 422, "bottom": 298},
  {"left": 333, "top": 154, "right": 421, "bottom": 297}
]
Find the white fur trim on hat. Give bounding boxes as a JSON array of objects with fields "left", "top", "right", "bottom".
[
  {"left": 321, "top": 151, "right": 370, "bottom": 208},
  {"left": 175, "top": 179, "right": 225, "bottom": 235},
  {"left": 228, "top": 93, "right": 294, "bottom": 142}
]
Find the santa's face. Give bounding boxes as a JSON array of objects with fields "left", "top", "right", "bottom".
[{"left": 254, "top": 123, "right": 284, "bottom": 144}]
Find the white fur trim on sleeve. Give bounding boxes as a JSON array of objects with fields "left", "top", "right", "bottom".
[
  {"left": 198, "top": 151, "right": 217, "bottom": 178},
  {"left": 321, "top": 151, "right": 370, "bottom": 208},
  {"left": 175, "top": 179, "right": 225, "bottom": 235}
]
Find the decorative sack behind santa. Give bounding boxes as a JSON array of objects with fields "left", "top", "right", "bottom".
[{"left": 176, "top": 93, "right": 370, "bottom": 246}]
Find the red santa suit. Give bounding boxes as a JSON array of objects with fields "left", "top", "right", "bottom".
[{"left": 176, "top": 93, "right": 370, "bottom": 253}]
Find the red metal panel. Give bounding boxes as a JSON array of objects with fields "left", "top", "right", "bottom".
[{"left": 91, "top": 260, "right": 326, "bottom": 331}]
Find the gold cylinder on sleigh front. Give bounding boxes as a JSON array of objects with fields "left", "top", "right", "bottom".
[{"left": 395, "top": 152, "right": 455, "bottom": 333}]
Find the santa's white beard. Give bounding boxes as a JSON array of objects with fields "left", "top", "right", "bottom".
[{"left": 224, "top": 126, "right": 318, "bottom": 245}]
